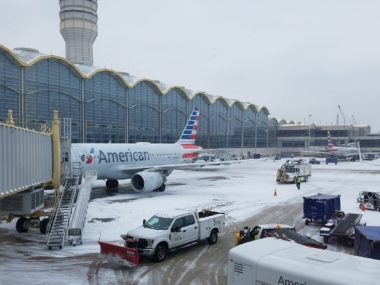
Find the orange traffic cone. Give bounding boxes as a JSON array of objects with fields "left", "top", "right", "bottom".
[{"left": 274, "top": 188, "right": 277, "bottom": 196}]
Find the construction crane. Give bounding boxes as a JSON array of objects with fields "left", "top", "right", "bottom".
[
  {"left": 338, "top": 105, "right": 346, "bottom": 125},
  {"left": 351, "top": 115, "right": 357, "bottom": 125}
]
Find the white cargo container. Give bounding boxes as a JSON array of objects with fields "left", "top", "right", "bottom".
[{"left": 228, "top": 238, "right": 379, "bottom": 285}]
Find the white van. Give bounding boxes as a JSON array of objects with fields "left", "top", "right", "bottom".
[{"left": 228, "top": 238, "right": 379, "bottom": 285}]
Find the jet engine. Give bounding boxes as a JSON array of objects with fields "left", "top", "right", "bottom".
[{"left": 131, "top": 172, "right": 164, "bottom": 192}]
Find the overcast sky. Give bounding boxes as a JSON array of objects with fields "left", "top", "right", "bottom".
[{"left": 1, "top": 0, "right": 380, "bottom": 132}]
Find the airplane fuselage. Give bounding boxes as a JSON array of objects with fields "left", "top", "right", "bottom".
[
  {"left": 71, "top": 143, "right": 202, "bottom": 180},
  {"left": 328, "top": 147, "right": 359, "bottom": 159}
]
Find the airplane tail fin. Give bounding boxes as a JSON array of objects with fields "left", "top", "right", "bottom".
[
  {"left": 177, "top": 107, "right": 199, "bottom": 145},
  {"left": 327, "top": 131, "right": 334, "bottom": 151}
]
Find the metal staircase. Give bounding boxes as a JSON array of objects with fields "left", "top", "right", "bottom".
[
  {"left": 46, "top": 176, "right": 79, "bottom": 250},
  {"left": 67, "top": 170, "right": 97, "bottom": 246}
]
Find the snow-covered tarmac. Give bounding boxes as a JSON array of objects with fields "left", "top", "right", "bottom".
[{"left": 1, "top": 158, "right": 380, "bottom": 284}]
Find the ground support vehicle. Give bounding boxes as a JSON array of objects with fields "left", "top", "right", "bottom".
[
  {"left": 276, "top": 159, "right": 311, "bottom": 183},
  {"left": 309, "top": 158, "right": 321, "bottom": 164},
  {"left": 98, "top": 210, "right": 225, "bottom": 266},
  {"left": 303, "top": 194, "right": 341, "bottom": 225},
  {"left": 326, "top": 156, "right": 338, "bottom": 164},
  {"left": 234, "top": 224, "right": 326, "bottom": 249},
  {"left": 227, "top": 238, "right": 379, "bottom": 285},
  {"left": 354, "top": 226, "right": 380, "bottom": 260},
  {"left": 319, "top": 213, "right": 362, "bottom": 245},
  {"left": 357, "top": 191, "right": 380, "bottom": 211}
]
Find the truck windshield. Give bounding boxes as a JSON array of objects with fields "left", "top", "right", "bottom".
[
  {"left": 144, "top": 215, "right": 173, "bottom": 230},
  {"left": 286, "top": 166, "right": 296, "bottom": 173}
]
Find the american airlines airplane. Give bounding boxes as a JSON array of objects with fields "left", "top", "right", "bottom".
[
  {"left": 71, "top": 108, "right": 209, "bottom": 193},
  {"left": 311, "top": 131, "right": 360, "bottom": 160}
]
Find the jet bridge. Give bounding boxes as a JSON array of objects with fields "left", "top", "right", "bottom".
[
  {"left": 0, "top": 110, "right": 95, "bottom": 247},
  {"left": 0, "top": 110, "right": 60, "bottom": 234},
  {"left": 0, "top": 117, "right": 53, "bottom": 200}
]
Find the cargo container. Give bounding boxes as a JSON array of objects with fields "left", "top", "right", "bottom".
[
  {"left": 303, "top": 194, "right": 341, "bottom": 225},
  {"left": 355, "top": 226, "right": 380, "bottom": 260}
]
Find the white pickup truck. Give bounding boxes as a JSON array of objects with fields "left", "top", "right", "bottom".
[{"left": 122, "top": 210, "right": 225, "bottom": 262}]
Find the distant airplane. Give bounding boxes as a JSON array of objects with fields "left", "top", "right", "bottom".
[
  {"left": 309, "top": 131, "right": 360, "bottom": 160},
  {"left": 326, "top": 131, "right": 361, "bottom": 160},
  {"left": 71, "top": 107, "right": 215, "bottom": 193}
]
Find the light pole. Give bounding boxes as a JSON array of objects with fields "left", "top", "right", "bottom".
[
  {"left": 308, "top": 114, "right": 312, "bottom": 149},
  {"left": 254, "top": 113, "right": 258, "bottom": 154}
]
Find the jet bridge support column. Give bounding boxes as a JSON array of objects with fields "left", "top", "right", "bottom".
[{"left": 52, "top": 111, "right": 61, "bottom": 197}]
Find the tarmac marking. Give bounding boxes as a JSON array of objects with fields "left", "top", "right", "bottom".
[{"left": 174, "top": 246, "right": 208, "bottom": 285}]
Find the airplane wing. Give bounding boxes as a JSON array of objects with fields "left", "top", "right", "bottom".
[
  {"left": 300, "top": 149, "right": 330, "bottom": 157},
  {"left": 117, "top": 160, "right": 238, "bottom": 175}
]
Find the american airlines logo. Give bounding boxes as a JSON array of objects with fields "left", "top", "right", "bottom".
[
  {"left": 80, "top": 147, "right": 94, "bottom": 164},
  {"left": 98, "top": 150, "right": 150, "bottom": 163},
  {"left": 278, "top": 276, "right": 307, "bottom": 285}
]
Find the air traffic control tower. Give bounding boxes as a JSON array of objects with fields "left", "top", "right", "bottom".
[{"left": 59, "top": 0, "right": 98, "bottom": 66}]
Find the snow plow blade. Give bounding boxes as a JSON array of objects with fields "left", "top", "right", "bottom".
[{"left": 98, "top": 241, "right": 140, "bottom": 267}]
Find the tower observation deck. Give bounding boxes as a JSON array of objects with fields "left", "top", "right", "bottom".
[{"left": 59, "top": 0, "right": 98, "bottom": 66}]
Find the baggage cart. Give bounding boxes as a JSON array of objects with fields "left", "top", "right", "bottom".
[{"left": 303, "top": 194, "right": 341, "bottom": 225}]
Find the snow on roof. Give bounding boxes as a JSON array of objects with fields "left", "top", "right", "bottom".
[
  {"left": 12, "top": 47, "right": 43, "bottom": 63},
  {"left": 75, "top": 64, "right": 99, "bottom": 75}
]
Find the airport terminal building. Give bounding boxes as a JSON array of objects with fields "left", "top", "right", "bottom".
[{"left": 0, "top": 45, "right": 278, "bottom": 150}]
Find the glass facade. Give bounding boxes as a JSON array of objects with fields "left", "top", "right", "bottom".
[
  {"left": 0, "top": 49, "right": 20, "bottom": 124},
  {"left": 0, "top": 45, "right": 276, "bottom": 148}
]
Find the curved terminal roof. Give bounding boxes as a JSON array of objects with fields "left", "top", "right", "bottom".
[{"left": 1, "top": 44, "right": 274, "bottom": 116}]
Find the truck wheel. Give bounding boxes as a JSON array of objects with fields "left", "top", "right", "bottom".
[
  {"left": 16, "top": 217, "right": 28, "bottom": 233},
  {"left": 39, "top": 218, "right": 49, "bottom": 234},
  {"left": 208, "top": 229, "right": 218, "bottom": 245},
  {"left": 305, "top": 219, "right": 309, "bottom": 226},
  {"left": 154, "top": 243, "right": 167, "bottom": 262},
  {"left": 323, "top": 236, "right": 329, "bottom": 244}
]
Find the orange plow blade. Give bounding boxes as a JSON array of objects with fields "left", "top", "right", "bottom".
[{"left": 98, "top": 241, "right": 140, "bottom": 267}]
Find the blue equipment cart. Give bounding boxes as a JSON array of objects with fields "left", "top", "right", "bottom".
[
  {"left": 355, "top": 226, "right": 380, "bottom": 260},
  {"left": 303, "top": 194, "right": 341, "bottom": 225}
]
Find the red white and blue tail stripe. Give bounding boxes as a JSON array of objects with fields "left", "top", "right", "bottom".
[
  {"left": 177, "top": 107, "right": 199, "bottom": 145},
  {"left": 327, "top": 131, "right": 335, "bottom": 151}
]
